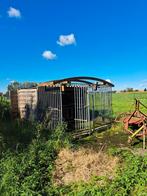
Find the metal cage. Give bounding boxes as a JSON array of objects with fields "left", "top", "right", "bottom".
[{"left": 37, "top": 76, "right": 114, "bottom": 131}]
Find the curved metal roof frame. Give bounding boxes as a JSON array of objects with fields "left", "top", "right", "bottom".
[{"left": 52, "top": 76, "right": 114, "bottom": 87}]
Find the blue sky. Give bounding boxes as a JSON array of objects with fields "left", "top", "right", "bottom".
[{"left": 0, "top": 0, "right": 147, "bottom": 92}]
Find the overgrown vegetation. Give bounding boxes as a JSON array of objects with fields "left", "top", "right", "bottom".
[
  {"left": 0, "top": 95, "right": 147, "bottom": 195},
  {"left": 0, "top": 123, "right": 70, "bottom": 195},
  {"left": 0, "top": 97, "right": 10, "bottom": 120},
  {"left": 0, "top": 96, "right": 70, "bottom": 195}
]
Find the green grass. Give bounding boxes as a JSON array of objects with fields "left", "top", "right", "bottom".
[{"left": 112, "top": 92, "right": 147, "bottom": 116}]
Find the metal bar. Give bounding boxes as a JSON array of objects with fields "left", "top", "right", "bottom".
[
  {"left": 51, "top": 76, "right": 114, "bottom": 87},
  {"left": 52, "top": 90, "right": 53, "bottom": 129},
  {"left": 86, "top": 87, "right": 89, "bottom": 130},
  {"left": 55, "top": 89, "right": 57, "bottom": 125},
  {"left": 87, "top": 87, "right": 90, "bottom": 130},
  {"left": 143, "top": 127, "right": 146, "bottom": 149},
  {"left": 74, "top": 86, "right": 77, "bottom": 130},
  {"left": 78, "top": 87, "right": 81, "bottom": 130},
  {"left": 75, "top": 87, "right": 77, "bottom": 130},
  {"left": 79, "top": 87, "right": 81, "bottom": 130},
  {"left": 83, "top": 87, "right": 86, "bottom": 129},
  {"left": 139, "top": 100, "right": 147, "bottom": 109},
  {"left": 76, "top": 87, "right": 78, "bottom": 130},
  {"left": 80, "top": 87, "right": 83, "bottom": 129},
  {"left": 129, "top": 125, "right": 144, "bottom": 139},
  {"left": 60, "top": 86, "right": 62, "bottom": 124}
]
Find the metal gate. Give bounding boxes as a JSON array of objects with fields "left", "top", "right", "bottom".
[
  {"left": 74, "top": 86, "right": 91, "bottom": 131},
  {"left": 89, "top": 86, "right": 112, "bottom": 130},
  {"left": 73, "top": 85, "right": 112, "bottom": 132},
  {"left": 37, "top": 86, "right": 62, "bottom": 130}
]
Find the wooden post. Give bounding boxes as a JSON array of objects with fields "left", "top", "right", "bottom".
[{"left": 143, "top": 126, "right": 146, "bottom": 149}]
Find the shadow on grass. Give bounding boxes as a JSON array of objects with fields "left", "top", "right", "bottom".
[{"left": 74, "top": 123, "right": 145, "bottom": 151}]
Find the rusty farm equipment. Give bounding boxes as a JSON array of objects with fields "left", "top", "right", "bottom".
[{"left": 123, "top": 99, "right": 147, "bottom": 149}]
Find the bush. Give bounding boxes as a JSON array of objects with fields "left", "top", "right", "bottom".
[
  {"left": 0, "top": 123, "right": 70, "bottom": 195},
  {"left": 0, "top": 97, "right": 10, "bottom": 121}
]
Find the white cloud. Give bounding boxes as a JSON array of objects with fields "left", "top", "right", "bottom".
[
  {"left": 106, "top": 79, "right": 112, "bottom": 83},
  {"left": 7, "top": 7, "right": 21, "bottom": 18},
  {"left": 42, "top": 50, "right": 57, "bottom": 60},
  {"left": 57, "top": 33, "right": 76, "bottom": 46}
]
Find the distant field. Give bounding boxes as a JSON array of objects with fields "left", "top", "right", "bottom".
[{"left": 112, "top": 92, "right": 147, "bottom": 116}]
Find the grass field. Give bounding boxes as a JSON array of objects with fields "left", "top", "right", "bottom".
[{"left": 112, "top": 91, "right": 147, "bottom": 116}]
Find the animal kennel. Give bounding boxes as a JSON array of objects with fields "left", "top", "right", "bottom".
[{"left": 10, "top": 76, "right": 114, "bottom": 132}]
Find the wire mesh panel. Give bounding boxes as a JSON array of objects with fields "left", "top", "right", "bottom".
[
  {"left": 89, "top": 85, "right": 112, "bottom": 129},
  {"left": 68, "top": 84, "right": 112, "bottom": 131},
  {"left": 38, "top": 86, "right": 62, "bottom": 130},
  {"left": 74, "top": 86, "right": 90, "bottom": 131},
  {"left": 37, "top": 77, "right": 113, "bottom": 132}
]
